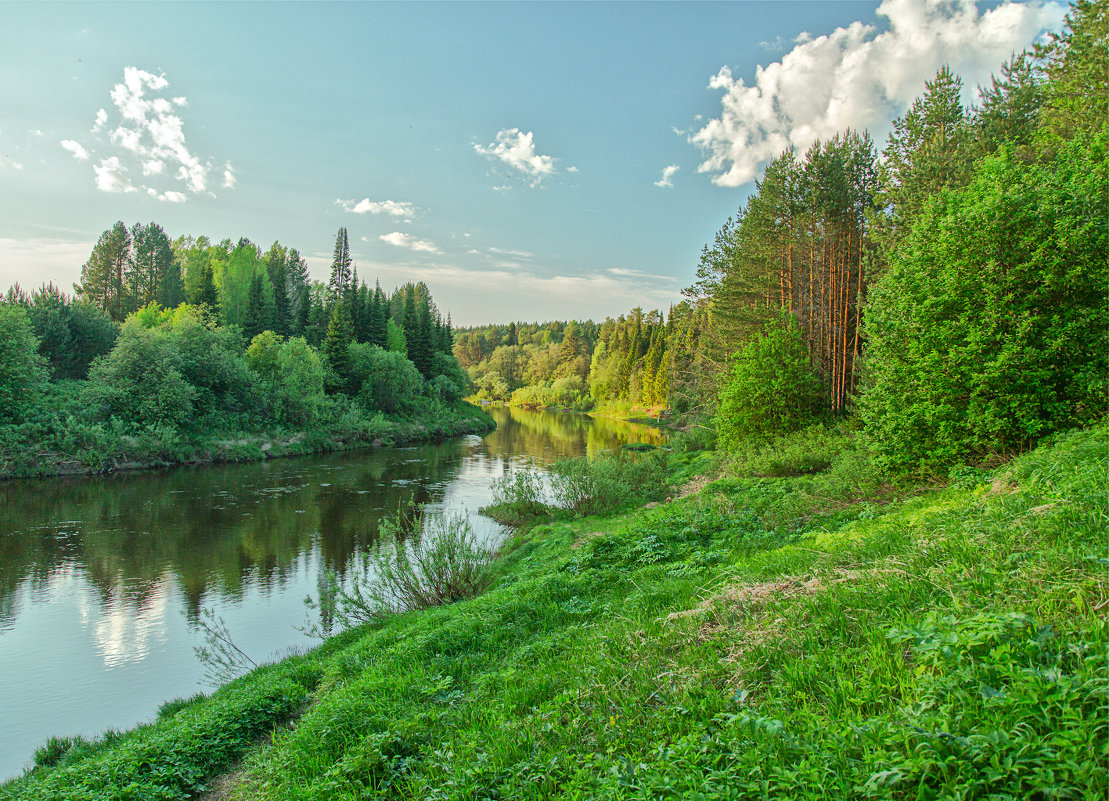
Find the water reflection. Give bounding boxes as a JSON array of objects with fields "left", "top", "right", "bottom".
[{"left": 0, "top": 408, "right": 663, "bottom": 779}]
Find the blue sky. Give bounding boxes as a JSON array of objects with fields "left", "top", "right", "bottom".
[{"left": 0, "top": 1, "right": 1065, "bottom": 324}]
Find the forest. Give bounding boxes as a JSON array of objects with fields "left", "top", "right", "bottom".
[
  {"left": 457, "top": 0, "right": 1106, "bottom": 474},
  {"left": 0, "top": 225, "right": 487, "bottom": 477}
]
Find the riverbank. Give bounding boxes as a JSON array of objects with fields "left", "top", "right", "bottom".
[
  {"left": 3, "top": 422, "right": 1105, "bottom": 800},
  {"left": 0, "top": 401, "right": 496, "bottom": 480}
]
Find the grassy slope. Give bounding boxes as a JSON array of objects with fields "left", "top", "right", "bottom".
[{"left": 4, "top": 424, "right": 1106, "bottom": 800}]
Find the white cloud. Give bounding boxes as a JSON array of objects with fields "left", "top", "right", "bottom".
[
  {"left": 146, "top": 188, "right": 186, "bottom": 203},
  {"left": 474, "top": 128, "right": 557, "bottom": 185},
  {"left": 489, "top": 246, "right": 534, "bottom": 260},
  {"left": 66, "top": 66, "right": 234, "bottom": 201},
  {"left": 654, "top": 164, "right": 680, "bottom": 188},
  {"left": 337, "top": 197, "right": 416, "bottom": 217},
  {"left": 692, "top": 0, "right": 1066, "bottom": 187},
  {"left": 61, "top": 140, "right": 90, "bottom": 160},
  {"left": 379, "top": 231, "right": 441, "bottom": 254},
  {"left": 1, "top": 153, "right": 24, "bottom": 170},
  {"left": 93, "top": 156, "right": 135, "bottom": 193}
]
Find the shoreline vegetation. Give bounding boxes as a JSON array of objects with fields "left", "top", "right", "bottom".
[{"left": 0, "top": 399, "right": 495, "bottom": 481}]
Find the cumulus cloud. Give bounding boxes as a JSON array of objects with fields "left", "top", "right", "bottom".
[
  {"left": 692, "top": 0, "right": 1066, "bottom": 187},
  {"left": 474, "top": 128, "right": 557, "bottom": 185},
  {"left": 654, "top": 164, "right": 679, "bottom": 188},
  {"left": 94, "top": 156, "right": 135, "bottom": 193},
  {"left": 337, "top": 197, "right": 416, "bottom": 218},
  {"left": 61, "top": 140, "right": 91, "bottom": 160},
  {"left": 380, "top": 231, "right": 441, "bottom": 254},
  {"left": 1, "top": 153, "right": 24, "bottom": 170},
  {"left": 64, "top": 66, "right": 233, "bottom": 201}
]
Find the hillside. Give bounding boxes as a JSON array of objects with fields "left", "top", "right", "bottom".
[{"left": 4, "top": 422, "right": 1105, "bottom": 800}]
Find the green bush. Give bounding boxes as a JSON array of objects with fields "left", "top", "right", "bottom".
[
  {"left": 311, "top": 507, "right": 497, "bottom": 631},
  {"left": 549, "top": 449, "right": 670, "bottom": 516},
  {"left": 82, "top": 323, "right": 196, "bottom": 429},
  {"left": 860, "top": 135, "right": 1108, "bottom": 473},
  {"left": 349, "top": 342, "right": 426, "bottom": 415},
  {"left": 0, "top": 304, "right": 49, "bottom": 425},
  {"left": 715, "top": 311, "right": 825, "bottom": 450},
  {"left": 485, "top": 467, "right": 552, "bottom": 524}
]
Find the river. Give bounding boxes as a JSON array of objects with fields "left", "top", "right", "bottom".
[{"left": 0, "top": 407, "right": 664, "bottom": 780}]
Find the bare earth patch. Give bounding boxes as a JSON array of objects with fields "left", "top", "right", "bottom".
[{"left": 677, "top": 474, "right": 713, "bottom": 499}]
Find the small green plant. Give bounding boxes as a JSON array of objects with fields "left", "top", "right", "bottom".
[
  {"left": 308, "top": 506, "right": 497, "bottom": 633},
  {"left": 192, "top": 608, "right": 258, "bottom": 687},
  {"left": 485, "top": 467, "right": 551, "bottom": 524},
  {"left": 549, "top": 449, "right": 669, "bottom": 516}
]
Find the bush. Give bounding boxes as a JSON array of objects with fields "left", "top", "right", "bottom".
[
  {"left": 485, "top": 467, "right": 552, "bottom": 524},
  {"left": 0, "top": 304, "right": 49, "bottom": 425},
  {"left": 860, "top": 136, "right": 1108, "bottom": 473},
  {"left": 311, "top": 506, "right": 497, "bottom": 631},
  {"left": 549, "top": 449, "right": 670, "bottom": 516},
  {"left": 715, "top": 312, "right": 825, "bottom": 450},
  {"left": 82, "top": 323, "right": 196, "bottom": 429},
  {"left": 349, "top": 342, "right": 426, "bottom": 415}
]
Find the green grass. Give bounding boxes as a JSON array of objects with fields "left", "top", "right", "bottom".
[{"left": 4, "top": 423, "right": 1106, "bottom": 800}]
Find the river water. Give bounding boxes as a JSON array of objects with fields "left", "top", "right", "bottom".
[{"left": 0, "top": 407, "right": 664, "bottom": 780}]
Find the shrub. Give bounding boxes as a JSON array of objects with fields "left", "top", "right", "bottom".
[
  {"left": 0, "top": 304, "right": 49, "bottom": 424},
  {"left": 715, "top": 311, "right": 826, "bottom": 450},
  {"left": 486, "top": 467, "right": 552, "bottom": 524},
  {"left": 860, "top": 136, "right": 1108, "bottom": 473},
  {"left": 549, "top": 449, "right": 670, "bottom": 516},
  {"left": 349, "top": 342, "right": 426, "bottom": 415},
  {"left": 310, "top": 506, "right": 497, "bottom": 631}
]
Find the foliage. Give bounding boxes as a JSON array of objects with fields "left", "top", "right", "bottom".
[
  {"left": 349, "top": 342, "right": 426, "bottom": 415},
  {"left": 9, "top": 417, "right": 1104, "bottom": 801},
  {"left": 715, "top": 312, "right": 826, "bottom": 449},
  {"left": 549, "top": 448, "right": 670, "bottom": 516},
  {"left": 193, "top": 608, "right": 259, "bottom": 687},
  {"left": 82, "top": 321, "right": 197, "bottom": 429},
  {"left": 309, "top": 506, "right": 497, "bottom": 632},
  {"left": 860, "top": 134, "right": 1108, "bottom": 473},
  {"left": 0, "top": 304, "right": 49, "bottom": 425},
  {"left": 2, "top": 660, "right": 320, "bottom": 801},
  {"left": 485, "top": 467, "right": 552, "bottom": 525}
]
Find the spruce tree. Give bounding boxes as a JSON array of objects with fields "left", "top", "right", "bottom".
[
  {"left": 328, "top": 228, "right": 352, "bottom": 301},
  {"left": 368, "top": 282, "right": 388, "bottom": 348},
  {"left": 322, "top": 304, "right": 354, "bottom": 394}
]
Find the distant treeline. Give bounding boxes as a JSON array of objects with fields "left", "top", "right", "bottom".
[
  {"left": 0, "top": 226, "right": 484, "bottom": 476},
  {"left": 458, "top": 1, "right": 1107, "bottom": 474}
]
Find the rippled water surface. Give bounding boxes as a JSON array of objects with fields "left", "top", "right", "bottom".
[{"left": 0, "top": 407, "right": 664, "bottom": 779}]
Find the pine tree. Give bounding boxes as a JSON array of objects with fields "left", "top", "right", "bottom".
[
  {"left": 242, "top": 273, "right": 263, "bottom": 341},
  {"left": 77, "top": 222, "right": 131, "bottom": 321},
  {"left": 402, "top": 288, "right": 419, "bottom": 361},
  {"left": 264, "top": 242, "right": 291, "bottom": 336},
  {"left": 873, "top": 67, "right": 972, "bottom": 259}
]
